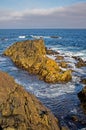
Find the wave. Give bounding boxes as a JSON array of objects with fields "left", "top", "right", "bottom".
[
  {"left": 18, "top": 35, "right": 26, "bottom": 39},
  {"left": 30, "top": 35, "right": 44, "bottom": 39},
  {"left": 30, "top": 35, "right": 62, "bottom": 39},
  {"left": 49, "top": 45, "right": 86, "bottom": 61},
  {"left": 0, "top": 38, "right": 8, "bottom": 41}
]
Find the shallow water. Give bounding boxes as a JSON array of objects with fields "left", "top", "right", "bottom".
[{"left": 0, "top": 29, "right": 86, "bottom": 130}]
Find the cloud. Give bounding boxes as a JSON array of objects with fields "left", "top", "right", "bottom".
[{"left": 0, "top": 2, "right": 86, "bottom": 28}]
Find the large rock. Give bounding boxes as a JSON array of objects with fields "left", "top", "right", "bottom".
[
  {"left": 78, "top": 86, "right": 86, "bottom": 113},
  {"left": 0, "top": 71, "right": 60, "bottom": 130},
  {"left": 4, "top": 39, "right": 72, "bottom": 83}
]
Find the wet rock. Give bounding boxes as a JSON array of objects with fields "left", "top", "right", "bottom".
[
  {"left": 50, "top": 36, "right": 59, "bottom": 39},
  {"left": 80, "top": 78, "right": 86, "bottom": 84},
  {"left": 55, "top": 56, "right": 64, "bottom": 60},
  {"left": 45, "top": 47, "right": 59, "bottom": 55},
  {"left": 61, "top": 126, "right": 69, "bottom": 130},
  {"left": 76, "top": 61, "right": 86, "bottom": 68},
  {"left": 78, "top": 86, "right": 86, "bottom": 113},
  {"left": 59, "top": 61, "right": 68, "bottom": 68},
  {"left": 72, "top": 56, "right": 86, "bottom": 68},
  {"left": 71, "top": 116, "right": 79, "bottom": 122},
  {"left": 0, "top": 71, "right": 60, "bottom": 130},
  {"left": 4, "top": 39, "right": 72, "bottom": 83}
]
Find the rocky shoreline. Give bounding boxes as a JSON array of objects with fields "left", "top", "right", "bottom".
[
  {"left": 0, "top": 71, "right": 60, "bottom": 130},
  {"left": 1, "top": 39, "right": 86, "bottom": 129}
]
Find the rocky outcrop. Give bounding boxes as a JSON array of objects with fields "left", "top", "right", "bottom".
[
  {"left": 72, "top": 56, "right": 86, "bottom": 68},
  {"left": 80, "top": 78, "right": 86, "bottom": 84},
  {"left": 4, "top": 39, "right": 72, "bottom": 83},
  {"left": 45, "top": 47, "right": 59, "bottom": 55},
  {"left": 59, "top": 61, "right": 68, "bottom": 68},
  {"left": 78, "top": 86, "right": 86, "bottom": 113},
  {"left": 0, "top": 71, "right": 60, "bottom": 130},
  {"left": 55, "top": 56, "right": 64, "bottom": 61}
]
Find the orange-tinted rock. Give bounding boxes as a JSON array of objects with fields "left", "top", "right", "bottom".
[
  {"left": 4, "top": 39, "right": 72, "bottom": 83},
  {"left": 0, "top": 71, "right": 60, "bottom": 130},
  {"left": 59, "top": 61, "right": 68, "bottom": 68},
  {"left": 55, "top": 55, "right": 64, "bottom": 60}
]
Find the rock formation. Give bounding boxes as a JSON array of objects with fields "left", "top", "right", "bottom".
[
  {"left": 0, "top": 71, "right": 60, "bottom": 130},
  {"left": 72, "top": 56, "right": 86, "bottom": 68},
  {"left": 4, "top": 39, "right": 72, "bottom": 83},
  {"left": 78, "top": 86, "right": 86, "bottom": 113}
]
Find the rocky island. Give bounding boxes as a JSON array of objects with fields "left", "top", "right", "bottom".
[{"left": 4, "top": 39, "right": 72, "bottom": 83}]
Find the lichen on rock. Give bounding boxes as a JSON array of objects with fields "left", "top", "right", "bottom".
[
  {"left": 4, "top": 39, "right": 72, "bottom": 83},
  {"left": 0, "top": 71, "right": 60, "bottom": 130}
]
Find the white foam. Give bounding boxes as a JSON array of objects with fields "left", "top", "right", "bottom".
[
  {"left": 30, "top": 35, "right": 43, "bottom": 39},
  {"left": 46, "top": 54, "right": 56, "bottom": 60},
  {"left": 19, "top": 36, "right": 26, "bottom": 39},
  {"left": 30, "top": 35, "right": 61, "bottom": 39},
  {"left": 0, "top": 57, "right": 7, "bottom": 62},
  {"left": 10, "top": 66, "right": 18, "bottom": 71}
]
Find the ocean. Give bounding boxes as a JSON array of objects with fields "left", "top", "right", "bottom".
[{"left": 0, "top": 29, "right": 86, "bottom": 130}]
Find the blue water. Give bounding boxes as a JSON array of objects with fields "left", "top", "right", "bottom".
[{"left": 0, "top": 29, "right": 86, "bottom": 130}]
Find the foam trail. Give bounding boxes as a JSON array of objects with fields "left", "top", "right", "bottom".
[
  {"left": 19, "top": 36, "right": 26, "bottom": 39},
  {"left": 30, "top": 35, "right": 43, "bottom": 39}
]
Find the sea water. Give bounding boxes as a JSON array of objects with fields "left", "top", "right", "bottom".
[{"left": 0, "top": 29, "right": 86, "bottom": 130}]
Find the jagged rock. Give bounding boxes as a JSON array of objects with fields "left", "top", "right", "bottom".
[
  {"left": 78, "top": 86, "right": 86, "bottom": 113},
  {"left": 55, "top": 56, "right": 64, "bottom": 60},
  {"left": 59, "top": 61, "right": 68, "bottom": 68},
  {"left": 72, "top": 56, "right": 86, "bottom": 68},
  {"left": 0, "top": 71, "right": 60, "bottom": 130},
  {"left": 4, "top": 39, "right": 72, "bottom": 83},
  {"left": 80, "top": 78, "right": 86, "bottom": 84},
  {"left": 45, "top": 47, "right": 59, "bottom": 55},
  {"left": 71, "top": 115, "right": 79, "bottom": 122}
]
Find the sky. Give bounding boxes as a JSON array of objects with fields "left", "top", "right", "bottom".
[{"left": 0, "top": 0, "right": 86, "bottom": 29}]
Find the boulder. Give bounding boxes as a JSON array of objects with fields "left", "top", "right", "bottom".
[
  {"left": 0, "top": 71, "right": 60, "bottom": 130},
  {"left": 55, "top": 56, "right": 64, "bottom": 61},
  {"left": 45, "top": 47, "right": 59, "bottom": 55},
  {"left": 78, "top": 86, "right": 86, "bottom": 113},
  {"left": 59, "top": 61, "right": 68, "bottom": 68},
  {"left": 4, "top": 39, "right": 72, "bottom": 83},
  {"left": 80, "top": 78, "right": 86, "bottom": 84},
  {"left": 72, "top": 56, "right": 86, "bottom": 68}
]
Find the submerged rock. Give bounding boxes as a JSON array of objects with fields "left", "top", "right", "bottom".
[
  {"left": 80, "top": 78, "right": 86, "bottom": 85},
  {"left": 4, "top": 39, "right": 72, "bottom": 83},
  {"left": 78, "top": 86, "right": 86, "bottom": 113},
  {"left": 50, "top": 36, "right": 60, "bottom": 39},
  {"left": 0, "top": 71, "right": 60, "bottom": 130}
]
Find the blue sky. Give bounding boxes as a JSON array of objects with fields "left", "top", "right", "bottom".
[
  {"left": 0, "top": 0, "right": 86, "bottom": 10},
  {"left": 0, "top": 0, "right": 86, "bottom": 28}
]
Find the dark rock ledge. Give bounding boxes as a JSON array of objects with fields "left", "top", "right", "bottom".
[{"left": 78, "top": 86, "right": 86, "bottom": 114}]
